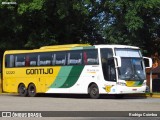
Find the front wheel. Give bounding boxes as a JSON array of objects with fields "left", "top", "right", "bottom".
[
  {"left": 28, "top": 83, "right": 37, "bottom": 97},
  {"left": 88, "top": 84, "right": 100, "bottom": 99},
  {"left": 18, "top": 83, "right": 28, "bottom": 97}
]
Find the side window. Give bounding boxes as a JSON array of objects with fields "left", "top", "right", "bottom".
[
  {"left": 38, "top": 53, "right": 52, "bottom": 66},
  {"left": 15, "top": 54, "right": 25, "bottom": 67},
  {"left": 5, "top": 55, "right": 15, "bottom": 68},
  {"left": 68, "top": 50, "right": 82, "bottom": 65},
  {"left": 55, "top": 52, "right": 66, "bottom": 65},
  {"left": 83, "top": 49, "right": 99, "bottom": 65},
  {"left": 27, "top": 54, "right": 38, "bottom": 66}
]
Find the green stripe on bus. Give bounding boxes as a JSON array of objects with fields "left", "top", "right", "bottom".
[
  {"left": 60, "top": 65, "right": 84, "bottom": 88},
  {"left": 136, "top": 81, "right": 144, "bottom": 86},
  {"left": 50, "top": 66, "right": 73, "bottom": 88}
]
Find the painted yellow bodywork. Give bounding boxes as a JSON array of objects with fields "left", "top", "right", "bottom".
[
  {"left": 126, "top": 81, "right": 136, "bottom": 87},
  {"left": 3, "top": 67, "right": 61, "bottom": 93},
  {"left": 2, "top": 44, "right": 90, "bottom": 93}
]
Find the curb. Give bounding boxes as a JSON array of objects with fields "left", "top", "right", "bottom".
[
  {"left": 0, "top": 92, "right": 160, "bottom": 98},
  {"left": 146, "top": 94, "right": 160, "bottom": 98},
  {"left": 127, "top": 94, "right": 160, "bottom": 98}
]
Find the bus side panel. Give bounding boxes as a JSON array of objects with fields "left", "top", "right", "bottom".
[
  {"left": 46, "top": 65, "right": 102, "bottom": 94},
  {"left": 3, "top": 67, "right": 62, "bottom": 94}
]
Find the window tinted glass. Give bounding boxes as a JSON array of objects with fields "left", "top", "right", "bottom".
[
  {"left": 83, "top": 49, "right": 99, "bottom": 65},
  {"left": 38, "top": 53, "right": 52, "bottom": 66},
  {"left": 100, "top": 48, "right": 113, "bottom": 60},
  {"left": 55, "top": 52, "right": 66, "bottom": 65},
  {"left": 115, "top": 48, "right": 141, "bottom": 57},
  {"left": 27, "top": 54, "right": 38, "bottom": 66},
  {"left": 5, "top": 55, "right": 15, "bottom": 68},
  {"left": 68, "top": 50, "right": 82, "bottom": 65},
  {"left": 15, "top": 54, "right": 25, "bottom": 67}
]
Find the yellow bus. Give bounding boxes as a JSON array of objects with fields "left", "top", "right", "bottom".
[{"left": 2, "top": 44, "right": 152, "bottom": 98}]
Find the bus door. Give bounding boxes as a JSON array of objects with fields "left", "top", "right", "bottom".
[{"left": 101, "top": 57, "right": 117, "bottom": 93}]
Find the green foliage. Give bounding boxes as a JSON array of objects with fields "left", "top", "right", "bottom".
[
  {"left": 0, "top": 0, "right": 103, "bottom": 50},
  {"left": 101, "top": 0, "right": 160, "bottom": 55},
  {"left": 0, "top": 0, "right": 159, "bottom": 56}
]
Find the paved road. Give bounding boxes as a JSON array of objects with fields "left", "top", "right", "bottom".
[
  {"left": 0, "top": 94, "right": 160, "bottom": 120},
  {"left": 0, "top": 94, "right": 160, "bottom": 111}
]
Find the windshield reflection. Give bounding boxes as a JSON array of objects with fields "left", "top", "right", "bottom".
[{"left": 118, "top": 58, "right": 146, "bottom": 80}]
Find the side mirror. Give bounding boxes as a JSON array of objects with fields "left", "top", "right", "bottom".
[
  {"left": 114, "top": 56, "right": 121, "bottom": 67},
  {"left": 143, "top": 57, "right": 152, "bottom": 68}
]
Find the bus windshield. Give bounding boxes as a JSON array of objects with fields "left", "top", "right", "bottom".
[{"left": 118, "top": 58, "right": 146, "bottom": 81}]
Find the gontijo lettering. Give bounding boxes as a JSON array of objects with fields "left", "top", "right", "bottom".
[{"left": 26, "top": 68, "right": 53, "bottom": 75}]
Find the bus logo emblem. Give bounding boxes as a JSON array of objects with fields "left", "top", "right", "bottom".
[{"left": 105, "top": 85, "right": 112, "bottom": 93}]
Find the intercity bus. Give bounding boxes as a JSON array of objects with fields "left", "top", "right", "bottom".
[{"left": 2, "top": 44, "right": 152, "bottom": 98}]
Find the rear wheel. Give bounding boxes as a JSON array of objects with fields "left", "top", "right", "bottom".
[
  {"left": 18, "top": 83, "right": 28, "bottom": 97},
  {"left": 28, "top": 83, "right": 37, "bottom": 97},
  {"left": 88, "top": 84, "right": 100, "bottom": 99}
]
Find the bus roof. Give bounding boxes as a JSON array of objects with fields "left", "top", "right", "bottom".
[
  {"left": 40, "top": 44, "right": 91, "bottom": 50},
  {"left": 4, "top": 44, "right": 140, "bottom": 54},
  {"left": 4, "top": 44, "right": 91, "bottom": 54},
  {"left": 94, "top": 45, "right": 139, "bottom": 49}
]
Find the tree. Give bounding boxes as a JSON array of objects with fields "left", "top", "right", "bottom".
[
  {"left": 101, "top": 0, "right": 160, "bottom": 55},
  {"left": 0, "top": 0, "right": 104, "bottom": 50},
  {"left": 0, "top": 0, "right": 159, "bottom": 57}
]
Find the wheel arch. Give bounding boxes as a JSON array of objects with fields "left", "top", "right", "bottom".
[{"left": 27, "top": 82, "right": 35, "bottom": 88}]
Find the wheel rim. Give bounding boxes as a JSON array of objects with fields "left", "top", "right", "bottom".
[
  {"left": 28, "top": 84, "right": 36, "bottom": 97},
  {"left": 29, "top": 86, "right": 35, "bottom": 95},
  {"left": 91, "top": 87, "right": 98, "bottom": 97},
  {"left": 18, "top": 84, "right": 27, "bottom": 96},
  {"left": 89, "top": 84, "right": 99, "bottom": 99}
]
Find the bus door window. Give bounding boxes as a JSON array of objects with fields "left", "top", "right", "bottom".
[
  {"left": 108, "top": 58, "right": 116, "bottom": 81},
  {"left": 100, "top": 48, "right": 113, "bottom": 81}
]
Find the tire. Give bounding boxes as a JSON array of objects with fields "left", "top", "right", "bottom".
[
  {"left": 18, "top": 83, "right": 28, "bottom": 97},
  {"left": 28, "top": 83, "right": 37, "bottom": 97},
  {"left": 88, "top": 84, "right": 100, "bottom": 99}
]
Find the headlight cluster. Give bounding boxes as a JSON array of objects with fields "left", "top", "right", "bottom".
[{"left": 117, "top": 82, "right": 126, "bottom": 86}]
